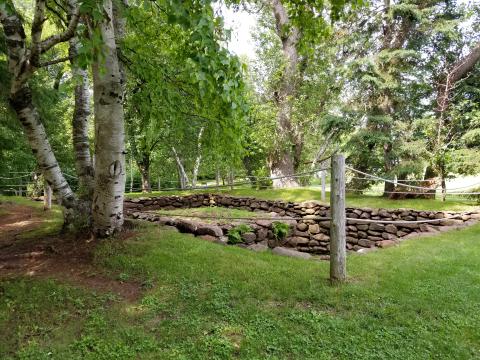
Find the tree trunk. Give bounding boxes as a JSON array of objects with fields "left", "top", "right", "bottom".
[
  {"left": 140, "top": 168, "right": 151, "bottom": 193},
  {"left": 0, "top": 0, "right": 94, "bottom": 230},
  {"left": 1, "top": 5, "right": 78, "bottom": 210},
  {"left": 215, "top": 166, "right": 220, "bottom": 190},
  {"left": 269, "top": 0, "right": 302, "bottom": 188},
  {"left": 129, "top": 155, "right": 134, "bottom": 192},
  {"left": 382, "top": 141, "right": 395, "bottom": 197},
  {"left": 191, "top": 127, "right": 204, "bottom": 188},
  {"left": 138, "top": 158, "right": 151, "bottom": 193},
  {"left": 228, "top": 168, "right": 234, "bottom": 190},
  {"left": 172, "top": 147, "right": 189, "bottom": 189},
  {"left": 43, "top": 182, "right": 52, "bottom": 210},
  {"left": 69, "top": 37, "right": 94, "bottom": 200},
  {"left": 10, "top": 86, "right": 77, "bottom": 209},
  {"left": 91, "top": 0, "right": 126, "bottom": 236}
]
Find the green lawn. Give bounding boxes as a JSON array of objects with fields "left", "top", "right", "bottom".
[
  {"left": 2, "top": 195, "right": 480, "bottom": 358},
  {"left": 126, "top": 187, "right": 479, "bottom": 212},
  {"left": 155, "top": 206, "right": 265, "bottom": 224}
]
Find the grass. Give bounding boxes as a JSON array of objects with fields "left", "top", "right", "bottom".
[
  {"left": 1, "top": 212, "right": 480, "bottom": 357},
  {"left": 126, "top": 187, "right": 480, "bottom": 212},
  {"left": 2, "top": 197, "right": 480, "bottom": 358},
  {"left": 155, "top": 206, "right": 266, "bottom": 223}
]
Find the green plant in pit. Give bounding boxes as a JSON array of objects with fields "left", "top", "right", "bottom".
[
  {"left": 272, "top": 221, "right": 290, "bottom": 246},
  {"left": 227, "top": 224, "right": 253, "bottom": 244}
]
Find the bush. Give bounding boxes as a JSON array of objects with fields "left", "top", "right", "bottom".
[
  {"left": 227, "top": 224, "right": 253, "bottom": 244},
  {"left": 272, "top": 221, "right": 290, "bottom": 241}
]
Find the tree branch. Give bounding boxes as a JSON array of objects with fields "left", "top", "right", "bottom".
[
  {"left": 39, "top": 55, "right": 75, "bottom": 67},
  {"left": 30, "top": 0, "right": 47, "bottom": 67},
  {"left": 39, "top": 0, "right": 79, "bottom": 55}
]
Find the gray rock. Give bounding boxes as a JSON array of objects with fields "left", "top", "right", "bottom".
[
  {"left": 308, "top": 224, "right": 320, "bottom": 234},
  {"left": 247, "top": 244, "right": 269, "bottom": 252},
  {"left": 242, "top": 232, "right": 257, "bottom": 244},
  {"left": 419, "top": 224, "right": 439, "bottom": 233},
  {"left": 196, "top": 225, "right": 223, "bottom": 237},
  {"left": 346, "top": 236, "right": 358, "bottom": 244},
  {"left": 369, "top": 223, "right": 385, "bottom": 231},
  {"left": 297, "top": 223, "right": 308, "bottom": 231},
  {"left": 399, "top": 223, "right": 419, "bottom": 229},
  {"left": 312, "top": 233, "right": 329, "bottom": 241},
  {"left": 378, "top": 209, "right": 390, "bottom": 217},
  {"left": 286, "top": 236, "right": 310, "bottom": 246},
  {"left": 176, "top": 219, "right": 198, "bottom": 233},
  {"left": 358, "top": 239, "right": 375, "bottom": 248},
  {"left": 382, "top": 232, "right": 396, "bottom": 240},
  {"left": 256, "top": 228, "right": 268, "bottom": 241},
  {"left": 272, "top": 247, "right": 312, "bottom": 259},
  {"left": 293, "top": 230, "right": 309, "bottom": 237},
  {"left": 256, "top": 219, "right": 272, "bottom": 228},
  {"left": 199, "top": 235, "right": 217, "bottom": 242},
  {"left": 385, "top": 224, "right": 398, "bottom": 234}
]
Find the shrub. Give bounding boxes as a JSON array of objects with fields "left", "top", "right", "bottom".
[
  {"left": 227, "top": 224, "right": 253, "bottom": 244},
  {"left": 272, "top": 221, "right": 290, "bottom": 243}
]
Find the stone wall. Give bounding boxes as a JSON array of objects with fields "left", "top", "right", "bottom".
[{"left": 125, "top": 194, "right": 479, "bottom": 255}]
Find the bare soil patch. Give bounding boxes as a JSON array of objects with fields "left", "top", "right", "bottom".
[{"left": 0, "top": 202, "right": 142, "bottom": 302}]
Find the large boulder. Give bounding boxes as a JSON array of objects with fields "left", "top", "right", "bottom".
[
  {"left": 196, "top": 224, "right": 223, "bottom": 237},
  {"left": 176, "top": 219, "right": 198, "bottom": 233},
  {"left": 272, "top": 247, "right": 312, "bottom": 260},
  {"left": 247, "top": 244, "right": 269, "bottom": 252}
]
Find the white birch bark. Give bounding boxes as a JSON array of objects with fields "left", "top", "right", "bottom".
[
  {"left": 43, "top": 182, "right": 52, "bottom": 210},
  {"left": 0, "top": 2, "right": 79, "bottom": 210},
  {"left": 172, "top": 147, "right": 189, "bottom": 189},
  {"left": 91, "top": 0, "right": 126, "bottom": 236},
  {"left": 191, "top": 127, "right": 204, "bottom": 188},
  {"left": 69, "top": 37, "right": 94, "bottom": 199}
]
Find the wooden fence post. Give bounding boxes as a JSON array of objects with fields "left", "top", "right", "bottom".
[
  {"left": 330, "top": 154, "right": 346, "bottom": 283},
  {"left": 321, "top": 170, "right": 326, "bottom": 202}
]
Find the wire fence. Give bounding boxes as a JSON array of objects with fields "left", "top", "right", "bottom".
[
  {"left": 3, "top": 163, "right": 480, "bottom": 199},
  {"left": 0, "top": 167, "right": 330, "bottom": 194},
  {"left": 345, "top": 166, "right": 480, "bottom": 198}
]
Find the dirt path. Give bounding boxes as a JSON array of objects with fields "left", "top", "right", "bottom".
[
  {"left": 0, "top": 201, "right": 142, "bottom": 302},
  {"left": 0, "top": 203, "right": 44, "bottom": 249}
]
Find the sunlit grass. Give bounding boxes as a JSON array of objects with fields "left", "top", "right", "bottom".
[{"left": 2, "top": 197, "right": 480, "bottom": 358}]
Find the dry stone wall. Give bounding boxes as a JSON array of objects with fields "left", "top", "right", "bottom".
[{"left": 125, "top": 194, "right": 480, "bottom": 255}]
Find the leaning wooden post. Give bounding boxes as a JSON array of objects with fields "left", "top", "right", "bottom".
[
  {"left": 321, "top": 170, "right": 326, "bottom": 202},
  {"left": 330, "top": 154, "right": 346, "bottom": 283}
]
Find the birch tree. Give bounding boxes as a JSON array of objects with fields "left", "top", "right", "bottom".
[
  {"left": 91, "top": 0, "right": 126, "bottom": 236},
  {"left": 69, "top": 36, "right": 94, "bottom": 200},
  {"left": 0, "top": 0, "right": 79, "bottom": 214}
]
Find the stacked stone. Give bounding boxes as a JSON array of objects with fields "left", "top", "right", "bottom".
[{"left": 125, "top": 194, "right": 480, "bottom": 254}]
